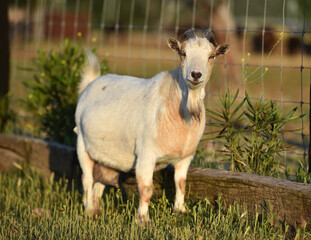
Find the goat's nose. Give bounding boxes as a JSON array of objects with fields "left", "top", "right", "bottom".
[{"left": 191, "top": 71, "right": 202, "bottom": 79}]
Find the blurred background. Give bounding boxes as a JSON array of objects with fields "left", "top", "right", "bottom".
[{"left": 3, "top": 0, "right": 311, "bottom": 173}]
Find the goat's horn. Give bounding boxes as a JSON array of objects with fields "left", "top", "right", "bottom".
[
  {"left": 180, "top": 29, "right": 196, "bottom": 42},
  {"left": 203, "top": 30, "right": 218, "bottom": 47}
]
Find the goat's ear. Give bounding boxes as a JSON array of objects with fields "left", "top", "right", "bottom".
[
  {"left": 216, "top": 44, "right": 230, "bottom": 56},
  {"left": 167, "top": 37, "right": 181, "bottom": 53}
]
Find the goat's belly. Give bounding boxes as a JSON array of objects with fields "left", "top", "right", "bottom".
[
  {"left": 85, "top": 136, "right": 136, "bottom": 172},
  {"left": 154, "top": 156, "right": 182, "bottom": 171}
]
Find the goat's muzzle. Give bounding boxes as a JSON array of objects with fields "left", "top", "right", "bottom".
[
  {"left": 187, "top": 79, "right": 203, "bottom": 89},
  {"left": 187, "top": 71, "right": 203, "bottom": 89},
  {"left": 191, "top": 71, "right": 202, "bottom": 79}
]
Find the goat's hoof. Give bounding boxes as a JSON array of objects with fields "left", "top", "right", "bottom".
[
  {"left": 85, "top": 207, "right": 102, "bottom": 219},
  {"left": 135, "top": 213, "right": 151, "bottom": 226},
  {"left": 173, "top": 206, "right": 187, "bottom": 215},
  {"left": 93, "top": 202, "right": 103, "bottom": 216},
  {"left": 85, "top": 209, "right": 94, "bottom": 217},
  {"left": 93, "top": 207, "right": 103, "bottom": 216}
]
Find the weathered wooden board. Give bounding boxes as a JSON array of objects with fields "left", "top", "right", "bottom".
[
  {"left": 120, "top": 168, "right": 311, "bottom": 228},
  {"left": 0, "top": 134, "right": 77, "bottom": 178},
  {"left": 0, "top": 134, "right": 310, "bottom": 228}
]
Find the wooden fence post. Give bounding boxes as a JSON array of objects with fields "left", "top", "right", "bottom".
[
  {"left": 309, "top": 69, "right": 311, "bottom": 173},
  {"left": 0, "top": 0, "right": 10, "bottom": 97}
]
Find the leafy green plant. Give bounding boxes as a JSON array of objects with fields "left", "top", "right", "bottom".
[
  {"left": 0, "top": 94, "right": 16, "bottom": 133},
  {"left": 204, "top": 89, "right": 245, "bottom": 172},
  {"left": 204, "top": 89, "right": 303, "bottom": 176},
  {"left": 21, "top": 39, "right": 108, "bottom": 146},
  {"left": 295, "top": 160, "right": 311, "bottom": 184}
]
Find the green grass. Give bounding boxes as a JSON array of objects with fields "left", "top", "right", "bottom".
[{"left": 1, "top": 166, "right": 310, "bottom": 239}]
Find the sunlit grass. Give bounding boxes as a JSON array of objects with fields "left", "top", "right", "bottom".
[{"left": 0, "top": 166, "right": 309, "bottom": 239}]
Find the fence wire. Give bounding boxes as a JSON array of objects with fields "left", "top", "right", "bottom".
[{"left": 9, "top": 0, "right": 311, "bottom": 170}]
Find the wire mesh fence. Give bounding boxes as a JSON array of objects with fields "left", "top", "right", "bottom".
[{"left": 8, "top": 0, "right": 311, "bottom": 171}]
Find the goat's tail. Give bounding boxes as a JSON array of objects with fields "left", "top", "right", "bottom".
[{"left": 78, "top": 50, "right": 101, "bottom": 95}]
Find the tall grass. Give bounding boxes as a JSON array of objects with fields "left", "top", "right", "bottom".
[{"left": 0, "top": 166, "right": 309, "bottom": 239}]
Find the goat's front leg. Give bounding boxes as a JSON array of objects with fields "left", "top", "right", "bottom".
[
  {"left": 135, "top": 152, "right": 156, "bottom": 223},
  {"left": 174, "top": 155, "right": 193, "bottom": 213}
]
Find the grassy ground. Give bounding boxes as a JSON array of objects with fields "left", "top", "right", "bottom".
[{"left": 0, "top": 166, "right": 310, "bottom": 239}]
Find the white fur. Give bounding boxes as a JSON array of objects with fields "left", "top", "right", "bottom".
[
  {"left": 76, "top": 72, "right": 164, "bottom": 171},
  {"left": 78, "top": 50, "right": 101, "bottom": 95},
  {"left": 181, "top": 37, "right": 212, "bottom": 87},
  {"left": 75, "top": 34, "right": 226, "bottom": 220}
]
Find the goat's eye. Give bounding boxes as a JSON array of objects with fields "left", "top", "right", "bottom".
[
  {"left": 179, "top": 51, "right": 186, "bottom": 57},
  {"left": 209, "top": 54, "right": 216, "bottom": 60}
]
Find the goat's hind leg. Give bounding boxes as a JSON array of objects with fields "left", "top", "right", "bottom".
[
  {"left": 92, "top": 163, "right": 120, "bottom": 214},
  {"left": 77, "top": 133, "right": 95, "bottom": 215},
  {"left": 92, "top": 182, "right": 105, "bottom": 215}
]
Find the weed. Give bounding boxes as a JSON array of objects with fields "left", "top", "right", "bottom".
[
  {"left": 204, "top": 89, "right": 303, "bottom": 176},
  {"left": 295, "top": 159, "right": 311, "bottom": 183}
]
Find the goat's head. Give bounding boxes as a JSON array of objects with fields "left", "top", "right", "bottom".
[{"left": 167, "top": 29, "right": 230, "bottom": 90}]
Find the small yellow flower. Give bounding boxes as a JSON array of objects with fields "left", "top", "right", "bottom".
[
  {"left": 105, "top": 52, "right": 109, "bottom": 57},
  {"left": 265, "top": 67, "right": 268, "bottom": 71},
  {"left": 77, "top": 32, "right": 82, "bottom": 38},
  {"left": 241, "top": 58, "right": 245, "bottom": 62},
  {"left": 92, "top": 37, "right": 96, "bottom": 43},
  {"left": 41, "top": 72, "right": 45, "bottom": 77},
  {"left": 247, "top": 52, "right": 251, "bottom": 57}
]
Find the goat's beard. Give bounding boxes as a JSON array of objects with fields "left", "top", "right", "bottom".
[
  {"left": 180, "top": 87, "right": 204, "bottom": 122},
  {"left": 178, "top": 69, "right": 205, "bottom": 122}
]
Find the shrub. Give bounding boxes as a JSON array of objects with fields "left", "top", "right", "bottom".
[
  {"left": 22, "top": 39, "right": 108, "bottom": 146},
  {"left": 204, "top": 89, "right": 303, "bottom": 176}
]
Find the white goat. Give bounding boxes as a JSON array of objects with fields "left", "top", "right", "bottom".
[{"left": 75, "top": 29, "right": 229, "bottom": 222}]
